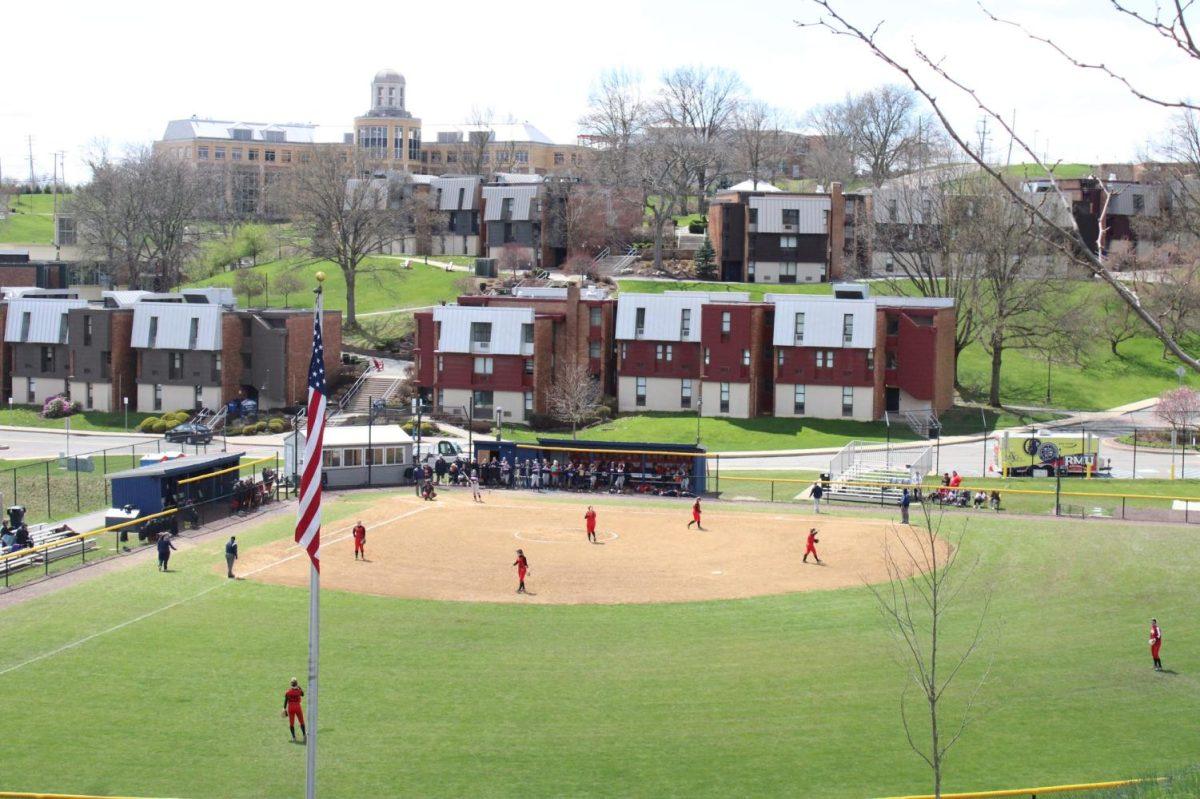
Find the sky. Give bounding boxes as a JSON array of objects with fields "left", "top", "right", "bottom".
[{"left": 2, "top": 0, "right": 1197, "bottom": 185}]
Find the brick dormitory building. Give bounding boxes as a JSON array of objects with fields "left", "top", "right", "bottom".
[
  {"left": 0, "top": 287, "right": 341, "bottom": 413},
  {"left": 413, "top": 283, "right": 955, "bottom": 424}
]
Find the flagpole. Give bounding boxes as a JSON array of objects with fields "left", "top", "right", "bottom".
[{"left": 305, "top": 275, "right": 324, "bottom": 799}]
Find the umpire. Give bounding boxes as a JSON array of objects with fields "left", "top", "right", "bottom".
[{"left": 225, "top": 536, "right": 238, "bottom": 579}]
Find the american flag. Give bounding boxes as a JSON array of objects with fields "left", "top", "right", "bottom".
[{"left": 295, "top": 298, "right": 327, "bottom": 571}]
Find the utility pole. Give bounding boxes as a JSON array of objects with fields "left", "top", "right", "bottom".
[
  {"left": 52, "top": 152, "right": 61, "bottom": 259},
  {"left": 27, "top": 135, "right": 35, "bottom": 191}
]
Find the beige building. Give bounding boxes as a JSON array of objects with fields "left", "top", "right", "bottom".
[
  {"left": 420, "top": 123, "right": 588, "bottom": 177},
  {"left": 352, "top": 69, "right": 424, "bottom": 174}
]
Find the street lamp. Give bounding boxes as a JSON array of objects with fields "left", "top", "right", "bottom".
[
  {"left": 123, "top": 396, "right": 129, "bottom": 433},
  {"left": 695, "top": 394, "right": 703, "bottom": 446},
  {"left": 496, "top": 407, "right": 504, "bottom": 442}
]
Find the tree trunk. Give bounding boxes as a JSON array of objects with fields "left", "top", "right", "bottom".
[
  {"left": 988, "top": 344, "right": 1003, "bottom": 408},
  {"left": 653, "top": 217, "right": 665, "bottom": 271},
  {"left": 343, "top": 264, "right": 358, "bottom": 329}
]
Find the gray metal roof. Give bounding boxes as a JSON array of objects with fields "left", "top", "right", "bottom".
[
  {"left": 3, "top": 298, "right": 88, "bottom": 344},
  {"left": 482, "top": 185, "right": 540, "bottom": 221},
  {"left": 106, "top": 452, "right": 244, "bottom": 481},
  {"left": 433, "top": 176, "right": 481, "bottom": 211}
]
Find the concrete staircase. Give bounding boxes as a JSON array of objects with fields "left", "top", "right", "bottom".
[
  {"left": 343, "top": 375, "right": 403, "bottom": 414},
  {"left": 592, "top": 246, "right": 639, "bottom": 275}
]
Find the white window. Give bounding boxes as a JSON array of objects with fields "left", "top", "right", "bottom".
[
  {"left": 589, "top": 341, "right": 601, "bottom": 358},
  {"left": 26, "top": 377, "right": 36, "bottom": 403},
  {"left": 885, "top": 256, "right": 895, "bottom": 273},
  {"left": 794, "top": 312, "right": 805, "bottom": 344},
  {"left": 704, "top": 349, "right": 711, "bottom": 366},
  {"left": 742, "top": 349, "right": 750, "bottom": 366},
  {"left": 524, "top": 391, "right": 533, "bottom": 412},
  {"left": 634, "top": 307, "right": 646, "bottom": 337},
  {"left": 781, "top": 235, "right": 798, "bottom": 248},
  {"left": 680, "top": 308, "right": 692, "bottom": 338},
  {"left": 590, "top": 307, "right": 602, "bottom": 327},
  {"left": 719, "top": 382, "right": 730, "bottom": 413},
  {"left": 153, "top": 383, "right": 163, "bottom": 411},
  {"left": 816, "top": 350, "right": 835, "bottom": 369},
  {"left": 620, "top": 343, "right": 627, "bottom": 360},
  {"left": 437, "top": 356, "right": 444, "bottom": 372},
  {"left": 867, "top": 350, "right": 875, "bottom": 371},
  {"left": 473, "top": 357, "right": 494, "bottom": 374},
  {"left": 842, "top": 386, "right": 854, "bottom": 417},
  {"left": 665, "top": 344, "right": 673, "bottom": 361},
  {"left": 343, "top": 448, "right": 362, "bottom": 467},
  {"left": 524, "top": 358, "right": 534, "bottom": 374},
  {"left": 85, "top": 382, "right": 94, "bottom": 410},
  {"left": 777, "top": 350, "right": 784, "bottom": 366},
  {"left": 193, "top": 385, "right": 203, "bottom": 408},
  {"left": 635, "top": 376, "right": 647, "bottom": 406},
  {"left": 656, "top": 344, "right": 664, "bottom": 361},
  {"left": 721, "top": 312, "right": 731, "bottom": 334},
  {"left": 322, "top": 449, "right": 342, "bottom": 468},
  {"left": 842, "top": 313, "right": 854, "bottom": 345},
  {"left": 471, "top": 322, "right": 492, "bottom": 350},
  {"left": 794, "top": 385, "right": 806, "bottom": 415},
  {"left": 780, "top": 263, "right": 797, "bottom": 284},
  {"left": 680, "top": 378, "right": 692, "bottom": 409}
]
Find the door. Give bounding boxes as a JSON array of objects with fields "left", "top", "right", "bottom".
[{"left": 885, "top": 387, "right": 900, "bottom": 413}]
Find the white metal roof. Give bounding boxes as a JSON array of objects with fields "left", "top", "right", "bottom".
[
  {"left": 615, "top": 294, "right": 705, "bottom": 342},
  {"left": 874, "top": 296, "right": 955, "bottom": 309},
  {"left": 662, "top": 290, "right": 751, "bottom": 303},
  {"left": 433, "top": 305, "right": 534, "bottom": 355},
  {"left": 424, "top": 122, "right": 558, "bottom": 145},
  {"left": 315, "top": 424, "right": 413, "bottom": 447},
  {"left": 432, "top": 176, "right": 481, "bottom": 211},
  {"left": 749, "top": 195, "right": 831, "bottom": 234},
  {"left": 131, "top": 302, "right": 224, "bottom": 351},
  {"left": 769, "top": 297, "right": 877, "bottom": 349},
  {"left": 482, "top": 185, "right": 540, "bottom": 221},
  {"left": 103, "top": 290, "right": 151, "bottom": 308},
  {"left": 512, "top": 287, "right": 567, "bottom": 298},
  {"left": 725, "top": 179, "right": 782, "bottom": 193},
  {"left": 3, "top": 298, "right": 88, "bottom": 344},
  {"left": 162, "top": 119, "right": 349, "bottom": 145}
]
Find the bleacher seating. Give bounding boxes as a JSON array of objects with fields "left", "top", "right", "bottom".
[
  {"left": 0, "top": 522, "right": 97, "bottom": 576},
  {"left": 823, "top": 440, "right": 933, "bottom": 505}
]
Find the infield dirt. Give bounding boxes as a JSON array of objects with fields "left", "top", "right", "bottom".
[{"left": 236, "top": 489, "right": 942, "bottom": 604}]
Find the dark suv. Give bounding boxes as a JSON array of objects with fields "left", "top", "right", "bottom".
[{"left": 164, "top": 422, "right": 214, "bottom": 446}]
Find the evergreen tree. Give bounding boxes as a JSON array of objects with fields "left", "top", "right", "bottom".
[{"left": 694, "top": 235, "right": 717, "bottom": 280}]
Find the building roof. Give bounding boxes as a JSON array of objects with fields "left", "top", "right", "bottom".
[
  {"left": 482, "top": 184, "right": 541, "bottom": 221},
  {"left": 374, "top": 68, "right": 405, "bottom": 84},
  {"left": 425, "top": 122, "right": 559, "bottom": 145},
  {"left": 162, "top": 118, "right": 350, "bottom": 145},
  {"left": 3, "top": 297, "right": 88, "bottom": 344},
  {"left": 309, "top": 424, "right": 413, "bottom": 447},
  {"left": 662, "top": 290, "right": 751, "bottom": 303},
  {"left": 106, "top": 452, "right": 244, "bottom": 481},
  {"left": 725, "top": 179, "right": 782, "bottom": 193},
  {"left": 131, "top": 302, "right": 224, "bottom": 351},
  {"left": 615, "top": 294, "right": 706, "bottom": 343},
  {"left": 102, "top": 290, "right": 152, "bottom": 308},
  {"left": 433, "top": 305, "right": 534, "bottom": 355},
  {"left": 748, "top": 194, "right": 832, "bottom": 234},
  {"left": 432, "top": 176, "right": 482, "bottom": 210},
  {"left": 767, "top": 296, "right": 878, "bottom": 349}
]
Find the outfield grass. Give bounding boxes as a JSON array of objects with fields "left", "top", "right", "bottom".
[
  {"left": 186, "top": 258, "right": 465, "bottom": 318},
  {"left": 500, "top": 406, "right": 1060, "bottom": 453},
  {"left": 0, "top": 193, "right": 59, "bottom": 244},
  {"left": 0, "top": 493, "right": 1196, "bottom": 797},
  {"left": 0, "top": 407, "right": 159, "bottom": 433}
]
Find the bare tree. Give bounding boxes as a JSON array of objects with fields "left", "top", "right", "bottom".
[
  {"left": 233, "top": 268, "right": 267, "bottom": 306},
  {"left": 632, "top": 128, "right": 690, "bottom": 270},
  {"left": 580, "top": 70, "right": 649, "bottom": 189},
  {"left": 804, "top": 102, "right": 858, "bottom": 186},
  {"left": 730, "top": 100, "right": 791, "bottom": 187},
  {"left": 285, "top": 146, "right": 401, "bottom": 329},
  {"left": 799, "top": 1, "right": 1200, "bottom": 373},
  {"left": 547, "top": 361, "right": 603, "bottom": 438},
  {"left": 868, "top": 505, "right": 992, "bottom": 799},
  {"left": 445, "top": 107, "right": 498, "bottom": 177},
  {"left": 1097, "top": 287, "right": 1143, "bottom": 356},
  {"left": 655, "top": 65, "right": 745, "bottom": 212},
  {"left": 274, "top": 271, "right": 304, "bottom": 307}
]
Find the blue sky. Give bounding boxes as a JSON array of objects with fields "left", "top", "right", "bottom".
[{"left": 2, "top": 0, "right": 1195, "bottom": 184}]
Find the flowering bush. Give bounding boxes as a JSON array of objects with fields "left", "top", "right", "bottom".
[{"left": 41, "top": 394, "right": 81, "bottom": 419}]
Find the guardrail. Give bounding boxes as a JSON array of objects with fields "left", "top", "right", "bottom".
[
  {"left": 0, "top": 791, "right": 183, "bottom": 798},
  {"left": 876, "top": 776, "right": 1162, "bottom": 798}
]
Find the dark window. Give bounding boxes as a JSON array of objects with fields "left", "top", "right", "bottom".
[
  {"left": 83, "top": 315, "right": 93, "bottom": 346},
  {"left": 720, "top": 382, "right": 730, "bottom": 413},
  {"left": 20, "top": 312, "right": 31, "bottom": 341},
  {"left": 748, "top": 208, "right": 758, "bottom": 224},
  {"left": 1133, "top": 193, "right": 1145, "bottom": 212},
  {"left": 40, "top": 346, "right": 55, "bottom": 373},
  {"left": 634, "top": 308, "right": 646, "bottom": 337},
  {"left": 148, "top": 316, "right": 159, "bottom": 348},
  {"left": 188, "top": 318, "right": 199, "bottom": 349},
  {"left": 590, "top": 307, "right": 602, "bottom": 327},
  {"left": 169, "top": 353, "right": 183, "bottom": 380},
  {"left": 635, "top": 377, "right": 647, "bottom": 407},
  {"left": 886, "top": 317, "right": 899, "bottom": 335},
  {"left": 100, "top": 351, "right": 111, "bottom": 379},
  {"left": 782, "top": 208, "right": 799, "bottom": 227}
]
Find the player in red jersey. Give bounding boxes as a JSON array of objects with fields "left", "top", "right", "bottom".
[
  {"left": 803, "top": 528, "right": 821, "bottom": 564},
  {"left": 352, "top": 521, "right": 367, "bottom": 561},
  {"left": 282, "top": 678, "right": 306, "bottom": 742},
  {"left": 513, "top": 549, "right": 530, "bottom": 594},
  {"left": 687, "top": 498, "right": 704, "bottom": 531},
  {"left": 584, "top": 506, "right": 597, "bottom": 543},
  {"left": 1150, "top": 619, "right": 1164, "bottom": 671}
]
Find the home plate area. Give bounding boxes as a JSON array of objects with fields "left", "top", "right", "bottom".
[{"left": 238, "top": 491, "right": 938, "bottom": 605}]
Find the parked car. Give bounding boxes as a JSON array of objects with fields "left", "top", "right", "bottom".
[{"left": 165, "top": 422, "right": 214, "bottom": 446}]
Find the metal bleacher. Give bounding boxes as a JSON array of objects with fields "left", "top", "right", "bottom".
[
  {"left": 0, "top": 521, "right": 97, "bottom": 577},
  {"left": 826, "top": 440, "right": 933, "bottom": 505}
]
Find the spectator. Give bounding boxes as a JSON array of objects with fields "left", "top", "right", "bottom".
[
  {"left": 811, "top": 481, "right": 824, "bottom": 514},
  {"left": 156, "top": 532, "right": 177, "bottom": 572},
  {"left": 900, "top": 488, "right": 911, "bottom": 525},
  {"left": 434, "top": 456, "right": 447, "bottom": 484}
]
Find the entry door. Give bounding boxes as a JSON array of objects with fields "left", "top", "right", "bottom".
[{"left": 885, "top": 387, "right": 900, "bottom": 413}]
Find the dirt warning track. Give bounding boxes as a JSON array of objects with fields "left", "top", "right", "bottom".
[{"left": 238, "top": 491, "right": 941, "bottom": 604}]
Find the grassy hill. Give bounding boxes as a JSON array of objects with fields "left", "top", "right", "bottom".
[
  {"left": 0, "top": 494, "right": 1197, "bottom": 797},
  {"left": 0, "top": 193, "right": 59, "bottom": 244}
]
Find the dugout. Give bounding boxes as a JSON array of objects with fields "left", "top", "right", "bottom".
[
  {"left": 474, "top": 438, "right": 707, "bottom": 494},
  {"left": 106, "top": 452, "right": 244, "bottom": 536}
]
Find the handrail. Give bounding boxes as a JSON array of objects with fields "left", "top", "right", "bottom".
[
  {"left": 176, "top": 456, "right": 277, "bottom": 486},
  {"left": 334, "top": 363, "right": 381, "bottom": 416},
  {"left": 876, "top": 776, "right": 1162, "bottom": 799},
  {"left": 0, "top": 508, "right": 179, "bottom": 567},
  {"left": 716, "top": 474, "right": 1200, "bottom": 504},
  {"left": 0, "top": 791, "right": 183, "bottom": 799}
]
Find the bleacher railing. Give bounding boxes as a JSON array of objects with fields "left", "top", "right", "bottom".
[{"left": 876, "top": 775, "right": 1163, "bottom": 798}]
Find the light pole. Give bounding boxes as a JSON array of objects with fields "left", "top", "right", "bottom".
[
  {"left": 1045, "top": 353, "right": 1052, "bottom": 405},
  {"left": 496, "top": 407, "right": 504, "bottom": 442},
  {"left": 695, "top": 396, "right": 703, "bottom": 445},
  {"left": 468, "top": 395, "right": 475, "bottom": 461},
  {"left": 367, "top": 395, "right": 375, "bottom": 487},
  {"left": 123, "top": 396, "right": 129, "bottom": 433}
]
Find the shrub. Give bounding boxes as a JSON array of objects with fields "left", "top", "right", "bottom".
[
  {"left": 226, "top": 425, "right": 244, "bottom": 436},
  {"left": 267, "top": 418, "right": 285, "bottom": 433},
  {"left": 241, "top": 427, "right": 257, "bottom": 436},
  {"left": 41, "top": 394, "right": 81, "bottom": 419},
  {"left": 173, "top": 411, "right": 191, "bottom": 423},
  {"left": 165, "top": 419, "right": 182, "bottom": 430},
  {"left": 137, "top": 417, "right": 158, "bottom": 432},
  {"left": 151, "top": 420, "right": 168, "bottom": 434},
  {"left": 687, "top": 220, "right": 707, "bottom": 234},
  {"left": 255, "top": 421, "right": 268, "bottom": 433},
  {"left": 594, "top": 405, "right": 612, "bottom": 420}
]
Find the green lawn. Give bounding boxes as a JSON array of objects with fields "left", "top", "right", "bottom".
[
  {"left": 0, "top": 193, "right": 60, "bottom": 244},
  {"left": 956, "top": 335, "right": 1200, "bottom": 411},
  {"left": 616, "top": 278, "right": 835, "bottom": 301},
  {"left": 0, "top": 454, "right": 143, "bottom": 526},
  {"left": 0, "top": 408, "right": 158, "bottom": 433},
  {"left": 186, "top": 258, "right": 465, "bottom": 317},
  {"left": 1002, "top": 162, "right": 1097, "bottom": 180},
  {"left": 388, "top": 253, "right": 478, "bottom": 268},
  {"left": 0, "top": 493, "right": 1198, "bottom": 797},
  {"left": 501, "top": 406, "right": 1059, "bottom": 453}
]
